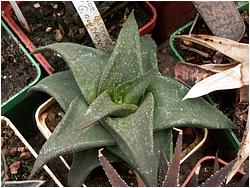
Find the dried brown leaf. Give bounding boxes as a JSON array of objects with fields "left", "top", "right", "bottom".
[
  {"left": 175, "top": 62, "right": 214, "bottom": 87},
  {"left": 200, "top": 61, "right": 239, "bottom": 73},
  {"left": 175, "top": 34, "right": 249, "bottom": 64}
]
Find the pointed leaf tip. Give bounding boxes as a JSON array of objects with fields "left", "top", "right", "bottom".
[{"left": 98, "top": 149, "right": 128, "bottom": 187}]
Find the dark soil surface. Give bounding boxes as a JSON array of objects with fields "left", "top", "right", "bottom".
[
  {"left": 1, "top": 25, "right": 37, "bottom": 103},
  {"left": 13, "top": 1, "right": 152, "bottom": 72},
  {"left": 1, "top": 119, "right": 57, "bottom": 187},
  {"left": 172, "top": 8, "right": 249, "bottom": 141}
]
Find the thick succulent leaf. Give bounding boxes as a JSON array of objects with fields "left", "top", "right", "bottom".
[
  {"left": 153, "top": 130, "right": 173, "bottom": 162},
  {"left": 162, "top": 130, "right": 182, "bottom": 187},
  {"left": 201, "top": 160, "right": 236, "bottom": 187},
  {"left": 33, "top": 43, "right": 110, "bottom": 104},
  {"left": 140, "top": 35, "right": 158, "bottom": 72},
  {"left": 112, "top": 69, "right": 157, "bottom": 105},
  {"left": 77, "top": 91, "right": 138, "bottom": 130},
  {"left": 98, "top": 12, "right": 143, "bottom": 94},
  {"left": 157, "top": 150, "right": 169, "bottom": 186},
  {"left": 29, "top": 71, "right": 80, "bottom": 111},
  {"left": 104, "top": 93, "right": 157, "bottom": 186},
  {"left": 98, "top": 149, "right": 128, "bottom": 187},
  {"left": 30, "top": 95, "right": 116, "bottom": 178},
  {"left": 67, "top": 148, "right": 121, "bottom": 187},
  {"left": 148, "top": 75, "right": 236, "bottom": 130}
]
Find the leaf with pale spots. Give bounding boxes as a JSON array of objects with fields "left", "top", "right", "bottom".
[
  {"left": 104, "top": 93, "right": 157, "bottom": 186},
  {"left": 29, "top": 71, "right": 81, "bottom": 111},
  {"left": 98, "top": 149, "right": 128, "bottom": 187},
  {"left": 33, "top": 43, "right": 110, "bottom": 104},
  {"left": 77, "top": 90, "right": 138, "bottom": 130},
  {"left": 112, "top": 69, "right": 157, "bottom": 105},
  {"left": 30, "top": 95, "right": 116, "bottom": 178},
  {"left": 98, "top": 12, "right": 143, "bottom": 94},
  {"left": 140, "top": 35, "right": 158, "bottom": 72},
  {"left": 148, "top": 75, "right": 236, "bottom": 130},
  {"left": 67, "top": 148, "right": 121, "bottom": 187}
]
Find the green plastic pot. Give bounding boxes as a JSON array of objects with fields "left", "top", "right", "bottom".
[
  {"left": 169, "top": 2, "right": 249, "bottom": 150},
  {"left": 1, "top": 21, "right": 41, "bottom": 115}
]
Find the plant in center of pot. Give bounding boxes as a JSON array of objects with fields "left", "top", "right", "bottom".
[{"left": 29, "top": 12, "right": 236, "bottom": 186}]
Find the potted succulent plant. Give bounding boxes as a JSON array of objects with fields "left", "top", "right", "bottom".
[
  {"left": 1, "top": 1, "right": 157, "bottom": 74},
  {"left": 1, "top": 116, "right": 63, "bottom": 187},
  {"left": 168, "top": 2, "right": 249, "bottom": 151},
  {"left": 27, "top": 12, "right": 237, "bottom": 186},
  {"left": 34, "top": 97, "right": 208, "bottom": 173},
  {"left": 1, "top": 20, "right": 41, "bottom": 115}
]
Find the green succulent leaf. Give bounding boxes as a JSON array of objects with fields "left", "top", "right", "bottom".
[
  {"left": 98, "top": 12, "right": 143, "bottom": 94},
  {"left": 140, "top": 35, "right": 158, "bottom": 72},
  {"left": 67, "top": 148, "right": 121, "bottom": 187},
  {"left": 148, "top": 75, "right": 236, "bottom": 130},
  {"left": 29, "top": 71, "right": 80, "bottom": 111},
  {"left": 77, "top": 90, "right": 138, "bottom": 130},
  {"left": 153, "top": 130, "right": 173, "bottom": 162},
  {"left": 30, "top": 95, "right": 116, "bottom": 178},
  {"left": 33, "top": 43, "right": 110, "bottom": 104},
  {"left": 104, "top": 93, "right": 157, "bottom": 186},
  {"left": 112, "top": 69, "right": 157, "bottom": 105}
]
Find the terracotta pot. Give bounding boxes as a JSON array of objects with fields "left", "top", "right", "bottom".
[
  {"left": 1, "top": 1, "right": 156, "bottom": 75},
  {"left": 151, "top": 1, "right": 196, "bottom": 43},
  {"left": 181, "top": 155, "right": 246, "bottom": 187},
  {"left": 1, "top": 116, "right": 63, "bottom": 187}
]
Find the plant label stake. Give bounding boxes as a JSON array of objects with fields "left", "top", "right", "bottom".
[
  {"left": 72, "top": 1, "right": 113, "bottom": 51},
  {"left": 9, "top": 1, "right": 31, "bottom": 33},
  {"left": 192, "top": 1, "right": 245, "bottom": 41}
]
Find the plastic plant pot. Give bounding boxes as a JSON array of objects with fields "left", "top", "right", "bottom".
[
  {"left": 1, "top": 1, "right": 156, "bottom": 74},
  {"left": 1, "top": 116, "right": 63, "bottom": 187},
  {"left": 168, "top": 2, "right": 249, "bottom": 151},
  {"left": 181, "top": 155, "right": 246, "bottom": 187},
  {"left": 1, "top": 20, "right": 41, "bottom": 115},
  {"left": 35, "top": 98, "right": 207, "bottom": 167},
  {"left": 1, "top": 1, "right": 54, "bottom": 75}
]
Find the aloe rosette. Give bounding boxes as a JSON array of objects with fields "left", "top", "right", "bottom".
[{"left": 29, "top": 13, "right": 235, "bottom": 186}]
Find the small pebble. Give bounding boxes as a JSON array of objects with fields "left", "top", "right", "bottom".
[
  {"left": 3, "top": 76, "right": 6, "bottom": 79},
  {"left": 10, "top": 161, "right": 21, "bottom": 174},
  {"left": 33, "top": 3, "right": 40, "bottom": 9},
  {"left": 52, "top": 3, "right": 58, "bottom": 9},
  {"left": 79, "top": 28, "right": 86, "bottom": 34},
  {"left": 55, "top": 30, "right": 63, "bottom": 41},
  {"left": 17, "top": 147, "right": 25, "bottom": 152},
  {"left": 9, "top": 75, "right": 12, "bottom": 79},
  {"left": 46, "top": 27, "right": 52, "bottom": 33},
  {"left": 20, "top": 151, "right": 31, "bottom": 159}
]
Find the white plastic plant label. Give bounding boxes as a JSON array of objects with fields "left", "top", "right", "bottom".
[{"left": 72, "top": 1, "right": 113, "bottom": 51}]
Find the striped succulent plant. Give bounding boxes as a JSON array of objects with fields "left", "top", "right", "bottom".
[{"left": 29, "top": 12, "right": 235, "bottom": 186}]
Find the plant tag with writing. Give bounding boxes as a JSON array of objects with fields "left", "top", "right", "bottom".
[{"left": 72, "top": 1, "right": 113, "bottom": 51}]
